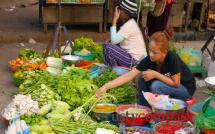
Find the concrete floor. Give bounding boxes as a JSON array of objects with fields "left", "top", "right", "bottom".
[{"left": 0, "top": 0, "right": 109, "bottom": 44}]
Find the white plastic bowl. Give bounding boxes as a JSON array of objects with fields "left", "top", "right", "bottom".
[
  {"left": 62, "top": 55, "right": 82, "bottom": 65},
  {"left": 205, "top": 76, "right": 215, "bottom": 90}
]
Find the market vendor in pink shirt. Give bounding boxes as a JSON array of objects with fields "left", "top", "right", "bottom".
[{"left": 103, "top": 0, "right": 147, "bottom": 69}]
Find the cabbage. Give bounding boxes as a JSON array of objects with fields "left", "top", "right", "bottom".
[
  {"left": 52, "top": 100, "right": 70, "bottom": 110},
  {"left": 30, "top": 131, "right": 38, "bottom": 134},
  {"left": 30, "top": 125, "right": 53, "bottom": 133},
  {"left": 39, "top": 120, "right": 49, "bottom": 125},
  {"left": 46, "top": 67, "right": 62, "bottom": 75},
  {"left": 51, "top": 108, "right": 67, "bottom": 114},
  {"left": 39, "top": 102, "right": 52, "bottom": 116},
  {"left": 47, "top": 112, "right": 72, "bottom": 122},
  {"left": 46, "top": 57, "right": 62, "bottom": 69},
  {"left": 51, "top": 101, "right": 70, "bottom": 114},
  {"left": 96, "top": 128, "right": 115, "bottom": 134}
]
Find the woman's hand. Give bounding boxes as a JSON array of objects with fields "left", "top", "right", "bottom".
[
  {"left": 142, "top": 70, "right": 158, "bottom": 81},
  {"left": 105, "top": 39, "right": 111, "bottom": 43},
  {"left": 95, "top": 68, "right": 141, "bottom": 98},
  {"left": 95, "top": 85, "right": 109, "bottom": 98},
  {"left": 112, "top": 6, "right": 120, "bottom": 26}
]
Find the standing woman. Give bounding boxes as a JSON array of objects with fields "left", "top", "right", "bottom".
[
  {"left": 96, "top": 30, "right": 196, "bottom": 106},
  {"left": 104, "top": 0, "right": 147, "bottom": 68},
  {"left": 147, "top": 0, "right": 173, "bottom": 36}
]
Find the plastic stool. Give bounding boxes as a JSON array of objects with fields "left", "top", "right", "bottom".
[{"left": 188, "top": 65, "right": 207, "bottom": 78}]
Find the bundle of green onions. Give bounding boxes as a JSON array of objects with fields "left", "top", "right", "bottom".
[{"left": 51, "top": 121, "right": 118, "bottom": 134}]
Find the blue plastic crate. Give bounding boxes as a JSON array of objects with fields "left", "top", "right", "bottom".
[{"left": 89, "top": 66, "right": 102, "bottom": 79}]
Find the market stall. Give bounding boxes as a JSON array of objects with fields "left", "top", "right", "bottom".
[
  {"left": 106, "top": 0, "right": 185, "bottom": 30},
  {"left": 168, "top": 0, "right": 185, "bottom": 29},
  {"left": 40, "top": 0, "right": 106, "bottom": 32},
  {"left": 1, "top": 37, "right": 215, "bottom": 134},
  {"left": 206, "top": 0, "right": 215, "bottom": 30}
]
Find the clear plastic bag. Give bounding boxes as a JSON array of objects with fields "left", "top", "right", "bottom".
[{"left": 177, "top": 48, "right": 202, "bottom": 66}]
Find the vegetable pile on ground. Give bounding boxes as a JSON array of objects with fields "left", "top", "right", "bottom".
[
  {"left": 19, "top": 49, "right": 40, "bottom": 60},
  {"left": 2, "top": 94, "right": 39, "bottom": 120},
  {"left": 13, "top": 70, "right": 43, "bottom": 87},
  {"left": 9, "top": 49, "right": 46, "bottom": 73},
  {"left": 8, "top": 93, "right": 118, "bottom": 133},
  {"left": 46, "top": 57, "right": 63, "bottom": 75},
  {"left": 93, "top": 71, "right": 136, "bottom": 104},
  {"left": 20, "top": 114, "right": 55, "bottom": 134},
  {"left": 17, "top": 66, "right": 118, "bottom": 109},
  {"left": 46, "top": 95, "right": 118, "bottom": 134},
  {"left": 20, "top": 114, "right": 44, "bottom": 126},
  {"left": 53, "top": 67, "right": 99, "bottom": 110},
  {"left": 9, "top": 58, "right": 29, "bottom": 72},
  {"left": 5, "top": 38, "right": 141, "bottom": 134},
  {"left": 74, "top": 37, "right": 104, "bottom": 62},
  {"left": 18, "top": 94, "right": 118, "bottom": 134},
  {"left": 18, "top": 70, "right": 57, "bottom": 107},
  {"left": 30, "top": 119, "right": 55, "bottom": 134}
]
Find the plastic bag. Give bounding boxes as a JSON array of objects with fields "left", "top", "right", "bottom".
[
  {"left": 5, "top": 118, "right": 29, "bottom": 134},
  {"left": 175, "top": 127, "right": 195, "bottom": 134},
  {"left": 143, "top": 92, "right": 169, "bottom": 106},
  {"left": 177, "top": 48, "right": 202, "bottom": 66},
  {"left": 195, "top": 113, "right": 215, "bottom": 130},
  {"left": 202, "top": 97, "right": 215, "bottom": 118},
  {"left": 195, "top": 97, "right": 215, "bottom": 130},
  {"left": 174, "top": 121, "right": 198, "bottom": 134},
  {"left": 204, "top": 116, "right": 215, "bottom": 129},
  {"left": 208, "top": 61, "right": 215, "bottom": 76}
]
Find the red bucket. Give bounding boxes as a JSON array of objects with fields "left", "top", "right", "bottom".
[{"left": 116, "top": 104, "right": 151, "bottom": 126}]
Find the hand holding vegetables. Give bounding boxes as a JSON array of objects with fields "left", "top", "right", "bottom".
[
  {"left": 94, "top": 71, "right": 116, "bottom": 98},
  {"left": 94, "top": 71, "right": 136, "bottom": 104},
  {"left": 96, "top": 84, "right": 109, "bottom": 98}
]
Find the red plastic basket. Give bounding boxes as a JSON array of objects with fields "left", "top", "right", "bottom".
[
  {"left": 116, "top": 104, "right": 151, "bottom": 126},
  {"left": 75, "top": 60, "right": 93, "bottom": 69}
]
